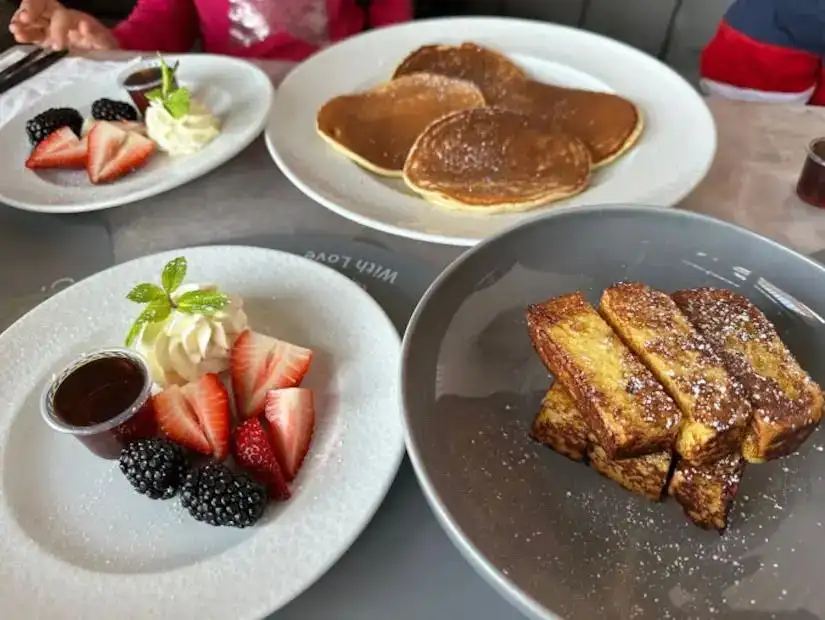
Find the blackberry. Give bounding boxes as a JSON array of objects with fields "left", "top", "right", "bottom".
[
  {"left": 119, "top": 438, "right": 188, "bottom": 500},
  {"left": 180, "top": 463, "right": 268, "bottom": 528},
  {"left": 91, "top": 98, "right": 139, "bottom": 122},
  {"left": 25, "top": 107, "right": 83, "bottom": 145}
]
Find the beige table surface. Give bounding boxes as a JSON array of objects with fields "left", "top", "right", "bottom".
[{"left": 683, "top": 97, "right": 825, "bottom": 256}]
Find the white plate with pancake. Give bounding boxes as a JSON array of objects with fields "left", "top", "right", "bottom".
[{"left": 266, "top": 17, "right": 717, "bottom": 246}]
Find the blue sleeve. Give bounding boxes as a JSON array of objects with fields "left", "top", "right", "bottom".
[{"left": 725, "top": 0, "right": 825, "bottom": 56}]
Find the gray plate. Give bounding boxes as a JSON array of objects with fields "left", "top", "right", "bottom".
[{"left": 401, "top": 205, "right": 825, "bottom": 620}]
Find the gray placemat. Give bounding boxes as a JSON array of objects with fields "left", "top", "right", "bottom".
[{"left": 205, "top": 233, "right": 439, "bottom": 333}]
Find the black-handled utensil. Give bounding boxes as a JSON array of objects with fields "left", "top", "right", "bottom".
[
  {"left": 0, "top": 49, "right": 68, "bottom": 96},
  {"left": 0, "top": 48, "right": 45, "bottom": 83}
]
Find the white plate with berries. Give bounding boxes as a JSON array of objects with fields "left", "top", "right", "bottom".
[
  {"left": 0, "top": 54, "right": 273, "bottom": 214},
  {"left": 0, "top": 245, "right": 402, "bottom": 619}
]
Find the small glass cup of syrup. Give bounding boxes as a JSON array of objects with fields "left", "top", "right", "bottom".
[
  {"left": 796, "top": 137, "right": 825, "bottom": 208},
  {"left": 40, "top": 348, "right": 157, "bottom": 460},
  {"left": 117, "top": 61, "right": 178, "bottom": 115}
]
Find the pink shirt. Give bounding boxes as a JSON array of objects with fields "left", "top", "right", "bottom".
[{"left": 113, "top": 0, "right": 412, "bottom": 61}]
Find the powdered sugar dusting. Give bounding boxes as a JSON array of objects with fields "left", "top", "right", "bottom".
[
  {"left": 603, "top": 282, "right": 751, "bottom": 440},
  {"left": 673, "top": 287, "right": 821, "bottom": 438},
  {"left": 427, "top": 394, "right": 825, "bottom": 619}
]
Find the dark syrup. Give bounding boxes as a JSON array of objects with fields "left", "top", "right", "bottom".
[
  {"left": 797, "top": 139, "right": 825, "bottom": 208},
  {"left": 123, "top": 67, "right": 163, "bottom": 88},
  {"left": 54, "top": 357, "right": 143, "bottom": 426},
  {"left": 122, "top": 67, "right": 178, "bottom": 115},
  {"left": 54, "top": 356, "right": 156, "bottom": 459}
]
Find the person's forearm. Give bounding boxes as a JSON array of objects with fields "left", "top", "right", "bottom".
[
  {"left": 369, "top": 0, "right": 413, "bottom": 27},
  {"left": 112, "top": 0, "right": 199, "bottom": 52}
]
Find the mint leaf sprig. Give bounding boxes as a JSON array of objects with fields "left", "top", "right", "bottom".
[
  {"left": 124, "top": 256, "right": 229, "bottom": 347},
  {"left": 145, "top": 55, "right": 191, "bottom": 120}
]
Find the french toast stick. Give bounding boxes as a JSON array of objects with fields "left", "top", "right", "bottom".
[
  {"left": 672, "top": 287, "right": 824, "bottom": 462},
  {"left": 531, "top": 384, "right": 672, "bottom": 500},
  {"left": 526, "top": 292, "right": 681, "bottom": 459},
  {"left": 599, "top": 282, "right": 752, "bottom": 465},
  {"left": 668, "top": 453, "right": 745, "bottom": 532},
  {"left": 588, "top": 444, "right": 672, "bottom": 501},
  {"left": 531, "top": 383, "right": 590, "bottom": 462}
]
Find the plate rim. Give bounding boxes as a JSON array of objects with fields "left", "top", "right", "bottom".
[
  {"left": 0, "top": 54, "right": 274, "bottom": 214},
  {"left": 0, "top": 244, "right": 405, "bottom": 619},
  {"left": 266, "top": 16, "right": 718, "bottom": 246},
  {"left": 398, "top": 203, "right": 825, "bottom": 620}
]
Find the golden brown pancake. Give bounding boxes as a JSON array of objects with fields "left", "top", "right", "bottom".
[
  {"left": 403, "top": 108, "right": 591, "bottom": 213},
  {"left": 392, "top": 42, "right": 528, "bottom": 106},
  {"left": 316, "top": 73, "right": 485, "bottom": 177},
  {"left": 499, "top": 80, "right": 643, "bottom": 168}
]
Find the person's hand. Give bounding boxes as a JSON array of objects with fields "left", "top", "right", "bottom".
[
  {"left": 9, "top": 0, "right": 118, "bottom": 51},
  {"left": 8, "top": 0, "right": 54, "bottom": 46}
]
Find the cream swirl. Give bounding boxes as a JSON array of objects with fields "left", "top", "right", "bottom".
[
  {"left": 135, "top": 284, "right": 247, "bottom": 386},
  {"left": 145, "top": 98, "right": 220, "bottom": 157}
]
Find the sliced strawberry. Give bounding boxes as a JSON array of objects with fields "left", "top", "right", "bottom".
[
  {"left": 153, "top": 384, "right": 211, "bottom": 455},
  {"left": 83, "top": 120, "right": 146, "bottom": 137},
  {"left": 86, "top": 120, "right": 154, "bottom": 184},
  {"left": 231, "top": 417, "right": 291, "bottom": 500},
  {"left": 81, "top": 119, "right": 96, "bottom": 137},
  {"left": 94, "top": 131, "right": 155, "bottom": 185},
  {"left": 264, "top": 388, "right": 315, "bottom": 481},
  {"left": 25, "top": 126, "right": 87, "bottom": 170},
  {"left": 181, "top": 373, "right": 231, "bottom": 461},
  {"left": 230, "top": 330, "right": 271, "bottom": 419},
  {"left": 114, "top": 121, "right": 147, "bottom": 135},
  {"left": 86, "top": 120, "right": 126, "bottom": 183},
  {"left": 231, "top": 330, "right": 313, "bottom": 420},
  {"left": 98, "top": 131, "right": 154, "bottom": 183}
]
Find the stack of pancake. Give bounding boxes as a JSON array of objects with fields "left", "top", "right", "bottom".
[{"left": 316, "top": 42, "right": 643, "bottom": 214}]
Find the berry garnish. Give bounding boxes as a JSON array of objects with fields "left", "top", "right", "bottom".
[
  {"left": 124, "top": 256, "right": 229, "bottom": 347},
  {"left": 184, "top": 373, "right": 231, "bottom": 461},
  {"left": 91, "top": 98, "right": 139, "bottom": 122},
  {"left": 25, "top": 107, "right": 83, "bottom": 145},
  {"left": 25, "top": 126, "right": 87, "bottom": 170},
  {"left": 119, "top": 438, "right": 188, "bottom": 500},
  {"left": 230, "top": 330, "right": 313, "bottom": 420},
  {"left": 180, "top": 462, "right": 268, "bottom": 528},
  {"left": 86, "top": 120, "right": 155, "bottom": 185},
  {"left": 153, "top": 383, "right": 213, "bottom": 456},
  {"left": 232, "top": 417, "right": 291, "bottom": 500},
  {"left": 264, "top": 388, "right": 315, "bottom": 481}
]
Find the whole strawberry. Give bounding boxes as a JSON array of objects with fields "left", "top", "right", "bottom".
[{"left": 232, "top": 416, "right": 291, "bottom": 500}]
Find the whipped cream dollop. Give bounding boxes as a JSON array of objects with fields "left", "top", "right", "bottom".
[
  {"left": 145, "top": 99, "right": 220, "bottom": 156},
  {"left": 135, "top": 284, "right": 247, "bottom": 386}
]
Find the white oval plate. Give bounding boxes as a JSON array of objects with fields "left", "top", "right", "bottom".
[
  {"left": 0, "top": 246, "right": 403, "bottom": 619},
  {"left": 266, "top": 17, "right": 717, "bottom": 246},
  {"left": 0, "top": 54, "right": 273, "bottom": 213}
]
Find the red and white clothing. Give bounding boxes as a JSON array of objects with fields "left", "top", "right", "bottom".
[
  {"left": 112, "top": 0, "right": 412, "bottom": 61},
  {"left": 700, "top": 0, "right": 825, "bottom": 106}
]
